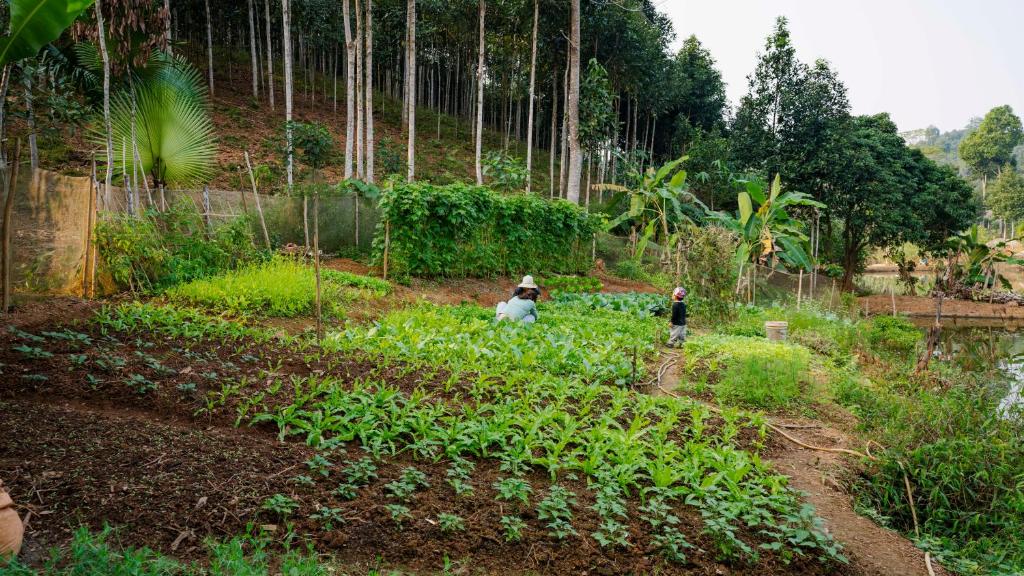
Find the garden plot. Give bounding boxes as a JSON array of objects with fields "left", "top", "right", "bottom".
[{"left": 1, "top": 297, "right": 848, "bottom": 575}]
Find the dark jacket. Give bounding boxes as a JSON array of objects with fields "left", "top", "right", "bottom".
[{"left": 670, "top": 300, "right": 687, "bottom": 326}]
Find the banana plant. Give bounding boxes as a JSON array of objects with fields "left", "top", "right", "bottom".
[
  {"left": 0, "top": 0, "right": 95, "bottom": 66},
  {"left": 708, "top": 175, "right": 823, "bottom": 293},
  {"left": 602, "top": 156, "right": 707, "bottom": 262},
  {"left": 941, "top": 225, "right": 1024, "bottom": 290}
]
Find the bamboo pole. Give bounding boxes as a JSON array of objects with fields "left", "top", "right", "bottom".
[
  {"left": 382, "top": 219, "right": 390, "bottom": 280},
  {"left": 243, "top": 151, "right": 271, "bottom": 249},
  {"left": 89, "top": 156, "right": 100, "bottom": 297},
  {"left": 313, "top": 191, "right": 322, "bottom": 343},
  {"left": 797, "top": 269, "right": 803, "bottom": 310},
  {"left": 82, "top": 157, "right": 98, "bottom": 297},
  {"left": 202, "top": 185, "right": 212, "bottom": 232},
  {"left": 2, "top": 141, "right": 22, "bottom": 313}
]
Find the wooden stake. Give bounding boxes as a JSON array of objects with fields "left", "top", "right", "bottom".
[
  {"left": 202, "top": 185, "right": 212, "bottom": 232},
  {"left": 2, "top": 141, "right": 22, "bottom": 313},
  {"left": 890, "top": 284, "right": 897, "bottom": 316},
  {"left": 797, "top": 269, "right": 803, "bottom": 310},
  {"left": 82, "top": 157, "right": 98, "bottom": 297},
  {"left": 382, "top": 219, "right": 390, "bottom": 280},
  {"left": 243, "top": 151, "right": 271, "bottom": 249},
  {"left": 314, "top": 191, "right": 322, "bottom": 343}
]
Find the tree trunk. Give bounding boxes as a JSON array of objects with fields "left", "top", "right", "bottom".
[
  {"left": 204, "top": 0, "right": 214, "bottom": 96},
  {"left": 525, "top": 0, "right": 538, "bottom": 192},
  {"left": 247, "top": 0, "right": 259, "bottom": 99},
  {"left": 342, "top": 0, "right": 354, "bottom": 179},
  {"left": 282, "top": 0, "right": 294, "bottom": 187},
  {"left": 2, "top": 143, "right": 22, "bottom": 313},
  {"left": 474, "top": 0, "right": 486, "bottom": 185},
  {"left": 364, "top": 0, "right": 374, "bottom": 182},
  {"left": 265, "top": 0, "right": 275, "bottom": 109},
  {"left": 559, "top": 59, "right": 568, "bottom": 197},
  {"left": 95, "top": 0, "right": 114, "bottom": 206},
  {"left": 405, "top": 0, "right": 416, "bottom": 181},
  {"left": 355, "top": 0, "right": 365, "bottom": 178},
  {"left": 0, "top": 66, "right": 9, "bottom": 168},
  {"left": 163, "top": 0, "right": 173, "bottom": 56},
  {"left": 24, "top": 78, "right": 38, "bottom": 171},
  {"left": 549, "top": 68, "right": 557, "bottom": 198}
]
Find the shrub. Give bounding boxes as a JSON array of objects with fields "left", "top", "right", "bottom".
[
  {"left": 95, "top": 199, "right": 262, "bottom": 293},
  {"left": 612, "top": 259, "right": 648, "bottom": 282},
  {"left": 865, "top": 316, "right": 920, "bottom": 356},
  {"left": 373, "top": 182, "right": 598, "bottom": 278},
  {"left": 541, "top": 275, "right": 603, "bottom": 293}
]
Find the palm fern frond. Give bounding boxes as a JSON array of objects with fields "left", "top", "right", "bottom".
[{"left": 92, "top": 55, "right": 216, "bottom": 187}]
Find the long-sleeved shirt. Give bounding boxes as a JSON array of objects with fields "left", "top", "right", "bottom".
[
  {"left": 501, "top": 296, "right": 538, "bottom": 321},
  {"left": 670, "top": 300, "right": 686, "bottom": 326}
]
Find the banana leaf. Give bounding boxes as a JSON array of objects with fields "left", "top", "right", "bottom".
[{"left": 0, "top": 0, "right": 95, "bottom": 66}]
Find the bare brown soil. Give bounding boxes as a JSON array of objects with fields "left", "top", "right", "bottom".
[
  {"left": 0, "top": 302, "right": 847, "bottom": 575},
  {"left": 859, "top": 294, "right": 1024, "bottom": 319}
]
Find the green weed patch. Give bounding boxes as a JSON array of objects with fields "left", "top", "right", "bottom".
[
  {"left": 166, "top": 259, "right": 388, "bottom": 317},
  {"left": 683, "top": 334, "right": 814, "bottom": 410}
]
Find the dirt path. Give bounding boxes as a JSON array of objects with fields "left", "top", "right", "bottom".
[{"left": 655, "top": 355, "right": 947, "bottom": 576}]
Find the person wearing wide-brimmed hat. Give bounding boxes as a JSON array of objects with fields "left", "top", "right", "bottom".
[{"left": 495, "top": 275, "right": 540, "bottom": 323}]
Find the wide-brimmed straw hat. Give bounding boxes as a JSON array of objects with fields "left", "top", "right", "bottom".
[{"left": 518, "top": 275, "right": 539, "bottom": 289}]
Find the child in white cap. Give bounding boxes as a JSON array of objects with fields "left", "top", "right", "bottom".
[
  {"left": 667, "top": 287, "right": 687, "bottom": 347},
  {"left": 496, "top": 275, "right": 540, "bottom": 323}
]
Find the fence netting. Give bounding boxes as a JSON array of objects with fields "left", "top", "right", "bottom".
[{"left": 1, "top": 168, "right": 380, "bottom": 297}]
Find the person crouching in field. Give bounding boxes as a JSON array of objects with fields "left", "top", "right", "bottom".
[
  {"left": 496, "top": 276, "right": 540, "bottom": 323},
  {"left": 667, "top": 287, "right": 687, "bottom": 347}
]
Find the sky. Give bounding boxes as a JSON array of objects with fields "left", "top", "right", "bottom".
[{"left": 660, "top": 0, "right": 1024, "bottom": 133}]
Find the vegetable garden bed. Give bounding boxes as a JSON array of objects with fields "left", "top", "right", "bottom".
[{"left": 1, "top": 298, "right": 848, "bottom": 575}]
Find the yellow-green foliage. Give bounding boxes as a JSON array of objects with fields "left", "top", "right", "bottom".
[
  {"left": 167, "top": 259, "right": 389, "bottom": 317},
  {"left": 683, "top": 334, "right": 813, "bottom": 410}
]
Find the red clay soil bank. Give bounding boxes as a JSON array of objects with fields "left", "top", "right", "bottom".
[{"left": 859, "top": 294, "right": 1024, "bottom": 319}]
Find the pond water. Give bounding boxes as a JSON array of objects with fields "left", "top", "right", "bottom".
[{"left": 907, "top": 317, "right": 1024, "bottom": 417}]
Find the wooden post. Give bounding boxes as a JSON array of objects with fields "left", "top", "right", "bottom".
[
  {"left": 313, "top": 191, "right": 322, "bottom": 343},
  {"left": 82, "top": 157, "right": 98, "bottom": 297},
  {"left": 797, "top": 269, "right": 803, "bottom": 310},
  {"left": 89, "top": 157, "right": 100, "bottom": 297},
  {"left": 159, "top": 184, "right": 167, "bottom": 211},
  {"left": 354, "top": 191, "right": 360, "bottom": 248},
  {"left": 2, "top": 141, "right": 22, "bottom": 313},
  {"left": 382, "top": 219, "right": 390, "bottom": 280},
  {"left": 243, "top": 151, "right": 271, "bottom": 249},
  {"left": 829, "top": 278, "right": 836, "bottom": 311},
  {"left": 202, "top": 185, "right": 212, "bottom": 231},
  {"left": 890, "top": 284, "right": 897, "bottom": 316}
]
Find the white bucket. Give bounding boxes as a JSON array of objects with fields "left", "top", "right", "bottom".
[{"left": 765, "top": 321, "right": 789, "bottom": 342}]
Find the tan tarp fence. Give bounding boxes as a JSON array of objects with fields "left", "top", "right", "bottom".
[
  {"left": 3, "top": 169, "right": 93, "bottom": 296},
  {"left": 0, "top": 168, "right": 381, "bottom": 297}
]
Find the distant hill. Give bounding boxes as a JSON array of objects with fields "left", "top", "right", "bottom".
[{"left": 900, "top": 119, "right": 982, "bottom": 175}]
